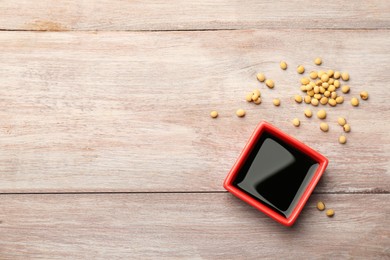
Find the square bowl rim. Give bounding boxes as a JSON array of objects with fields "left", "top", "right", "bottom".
[{"left": 223, "top": 120, "right": 328, "bottom": 226}]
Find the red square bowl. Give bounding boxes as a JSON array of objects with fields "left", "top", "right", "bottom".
[{"left": 223, "top": 121, "right": 328, "bottom": 226}]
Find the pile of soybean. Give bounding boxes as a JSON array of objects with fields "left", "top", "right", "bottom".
[{"left": 210, "top": 57, "right": 369, "bottom": 145}]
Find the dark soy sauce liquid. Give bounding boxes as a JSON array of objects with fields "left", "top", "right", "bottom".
[{"left": 233, "top": 131, "right": 319, "bottom": 218}]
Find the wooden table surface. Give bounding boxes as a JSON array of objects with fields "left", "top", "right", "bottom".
[{"left": 1, "top": 1, "right": 389, "bottom": 259}]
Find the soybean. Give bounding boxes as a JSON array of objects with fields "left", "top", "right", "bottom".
[
  {"left": 328, "top": 98, "right": 337, "bottom": 107},
  {"left": 297, "top": 65, "right": 305, "bottom": 74},
  {"left": 295, "top": 95, "right": 303, "bottom": 103},
  {"left": 301, "top": 77, "right": 310, "bottom": 85},
  {"left": 334, "top": 71, "right": 341, "bottom": 79},
  {"left": 253, "top": 89, "right": 261, "bottom": 97},
  {"left": 341, "top": 72, "right": 349, "bottom": 81},
  {"left": 314, "top": 93, "right": 322, "bottom": 100},
  {"left": 257, "top": 73, "right": 266, "bottom": 82},
  {"left": 310, "top": 71, "right": 318, "bottom": 79},
  {"left": 324, "top": 91, "right": 331, "bottom": 97},
  {"left": 266, "top": 79, "right": 275, "bottom": 88},
  {"left": 246, "top": 93, "right": 253, "bottom": 102},
  {"left": 351, "top": 97, "right": 359, "bottom": 106},
  {"left": 334, "top": 80, "right": 340, "bottom": 88},
  {"left": 254, "top": 97, "right": 262, "bottom": 105},
  {"left": 321, "top": 74, "right": 329, "bottom": 82},
  {"left": 339, "top": 135, "right": 347, "bottom": 144},
  {"left": 317, "top": 201, "right": 325, "bottom": 211},
  {"left": 252, "top": 92, "right": 260, "bottom": 101},
  {"left": 280, "top": 61, "right": 287, "bottom": 70},
  {"left": 338, "top": 117, "right": 346, "bottom": 126},
  {"left": 306, "top": 84, "right": 313, "bottom": 91},
  {"left": 292, "top": 118, "right": 300, "bottom": 127},
  {"left": 311, "top": 98, "right": 319, "bottom": 106},
  {"left": 314, "top": 57, "right": 322, "bottom": 65},
  {"left": 236, "top": 109, "right": 246, "bottom": 117},
  {"left": 317, "top": 109, "right": 327, "bottom": 119},
  {"left": 304, "top": 109, "right": 312, "bottom": 118},
  {"left": 210, "top": 111, "right": 218, "bottom": 118},
  {"left": 320, "top": 122, "right": 329, "bottom": 132},
  {"left": 273, "top": 98, "right": 281, "bottom": 106},
  {"left": 343, "top": 124, "right": 351, "bottom": 132},
  {"left": 320, "top": 97, "right": 328, "bottom": 105},
  {"left": 304, "top": 95, "right": 311, "bottom": 104},
  {"left": 326, "top": 209, "right": 335, "bottom": 217},
  {"left": 341, "top": 85, "right": 350, "bottom": 93},
  {"left": 360, "top": 91, "right": 369, "bottom": 100},
  {"left": 336, "top": 96, "right": 344, "bottom": 104}
]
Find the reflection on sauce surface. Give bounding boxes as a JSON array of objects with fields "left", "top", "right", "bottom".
[{"left": 234, "top": 132, "right": 319, "bottom": 218}]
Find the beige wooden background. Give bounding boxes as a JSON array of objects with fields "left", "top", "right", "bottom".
[{"left": 0, "top": 1, "right": 389, "bottom": 259}]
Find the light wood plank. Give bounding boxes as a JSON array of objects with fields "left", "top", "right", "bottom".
[
  {"left": 0, "top": 0, "right": 389, "bottom": 31},
  {"left": 0, "top": 193, "right": 388, "bottom": 259},
  {"left": 0, "top": 30, "right": 389, "bottom": 193}
]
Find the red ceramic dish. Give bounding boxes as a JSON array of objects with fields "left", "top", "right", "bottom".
[{"left": 223, "top": 121, "right": 328, "bottom": 226}]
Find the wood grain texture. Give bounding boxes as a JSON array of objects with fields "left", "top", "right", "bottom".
[
  {"left": 0, "top": 0, "right": 389, "bottom": 31},
  {"left": 1, "top": 3, "right": 389, "bottom": 258},
  {"left": 0, "top": 30, "right": 389, "bottom": 193},
  {"left": 0, "top": 193, "right": 388, "bottom": 259}
]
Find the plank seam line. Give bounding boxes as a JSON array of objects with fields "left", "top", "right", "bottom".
[
  {"left": 0, "top": 191, "right": 388, "bottom": 195},
  {"left": 0, "top": 28, "right": 389, "bottom": 32}
]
